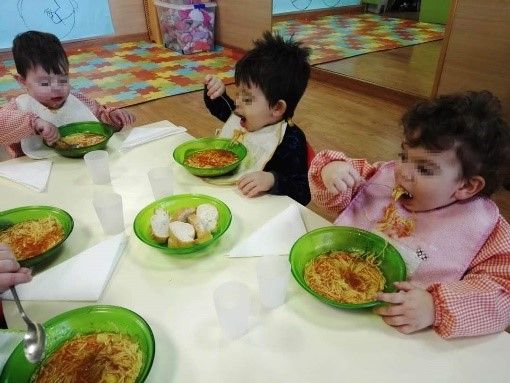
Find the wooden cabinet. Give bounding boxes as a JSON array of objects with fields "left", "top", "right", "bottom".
[
  {"left": 433, "top": 0, "right": 510, "bottom": 120},
  {"left": 215, "top": 0, "right": 272, "bottom": 50}
]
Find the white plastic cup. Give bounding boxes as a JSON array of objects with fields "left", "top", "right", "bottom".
[
  {"left": 148, "top": 167, "right": 173, "bottom": 199},
  {"left": 92, "top": 192, "right": 125, "bottom": 235},
  {"left": 213, "top": 281, "right": 251, "bottom": 339},
  {"left": 256, "top": 255, "right": 291, "bottom": 309},
  {"left": 84, "top": 150, "right": 110, "bottom": 184}
]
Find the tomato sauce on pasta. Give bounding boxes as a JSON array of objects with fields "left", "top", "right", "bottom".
[
  {"left": 304, "top": 251, "right": 385, "bottom": 304},
  {"left": 32, "top": 333, "right": 142, "bottom": 383},
  {"left": 0, "top": 217, "right": 64, "bottom": 261},
  {"left": 185, "top": 149, "right": 238, "bottom": 168}
]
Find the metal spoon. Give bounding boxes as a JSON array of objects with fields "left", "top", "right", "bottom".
[
  {"left": 220, "top": 93, "right": 234, "bottom": 113},
  {"left": 10, "top": 286, "right": 46, "bottom": 363}
]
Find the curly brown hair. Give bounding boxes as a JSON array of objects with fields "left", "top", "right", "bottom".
[{"left": 402, "top": 90, "right": 510, "bottom": 196}]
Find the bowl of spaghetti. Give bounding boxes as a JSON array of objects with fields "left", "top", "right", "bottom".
[
  {"left": 0, "top": 206, "right": 73, "bottom": 268},
  {"left": 0, "top": 305, "right": 155, "bottom": 383},
  {"left": 50, "top": 121, "right": 114, "bottom": 158},
  {"left": 173, "top": 137, "right": 248, "bottom": 177},
  {"left": 289, "top": 226, "right": 406, "bottom": 309},
  {"left": 133, "top": 193, "right": 232, "bottom": 255}
]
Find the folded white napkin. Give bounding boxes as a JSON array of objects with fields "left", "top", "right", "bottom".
[
  {"left": 21, "top": 135, "right": 58, "bottom": 159},
  {"left": 228, "top": 204, "right": 307, "bottom": 257},
  {"left": 120, "top": 120, "right": 187, "bottom": 152},
  {"left": 1, "top": 234, "right": 127, "bottom": 301},
  {"left": 0, "top": 331, "right": 22, "bottom": 372},
  {"left": 0, "top": 159, "right": 52, "bottom": 192}
]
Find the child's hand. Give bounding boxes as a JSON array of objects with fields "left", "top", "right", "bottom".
[
  {"left": 204, "top": 74, "right": 225, "bottom": 100},
  {"left": 237, "top": 171, "right": 275, "bottom": 198},
  {"left": 34, "top": 118, "right": 59, "bottom": 145},
  {"left": 110, "top": 109, "right": 135, "bottom": 129},
  {"left": 0, "top": 244, "right": 32, "bottom": 293},
  {"left": 320, "top": 160, "right": 362, "bottom": 194},
  {"left": 374, "top": 281, "right": 435, "bottom": 334}
]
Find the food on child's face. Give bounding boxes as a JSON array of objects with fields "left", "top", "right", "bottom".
[
  {"left": 184, "top": 149, "right": 238, "bottom": 168},
  {"left": 304, "top": 251, "right": 385, "bottom": 304},
  {"left": 149, "top": 203, "right": 219, "bottom": 248},
  {"left": 54, "top": 132, "right": 106, "bottom": 149},
  {"left": 0, "top": 216, "right": 64, "bottom": 261},
  {"left": 32, "top": 333, "right": 142, "bottom": 383},
  {"left": 391, "top": 185, "right": 412, "bottom": 201}
]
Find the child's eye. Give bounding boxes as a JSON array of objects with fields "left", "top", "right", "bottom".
[
  {"left": 242, "top": 97, "right": 251, "bottom": 103},
  {"left": 58, "top": 78, "right": 68, "bottom": 84},
  {"left": 398, "top": 152, "right": 408, "bottom": 162},
  {"left": 40, "top": 82, "right": 50, "bottom": 86},
  {"left": 417, "top": 165, "right": 434, "bottom": 176}
]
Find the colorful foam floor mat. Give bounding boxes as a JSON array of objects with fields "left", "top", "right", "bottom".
[
  {"left": 0, "top": 41, "right": 239, "bottom": 108},
  {"left": 0, "top": 15, "right": 443, "bottom": 109},
  {"left": 273, "top": 13, "right": 445, "bottom": 65}
]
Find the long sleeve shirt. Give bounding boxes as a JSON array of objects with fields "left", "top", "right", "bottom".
[
  {"left": 0, "top": 90, "right": 122, "bottom": 158},
  {"left": 204, "top": 89, "right": 311, "bottom": 206},
  {"left": 309, "top": 149, "right": 510, "bottom": 338}
]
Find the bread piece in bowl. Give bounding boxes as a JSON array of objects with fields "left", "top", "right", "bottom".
[
  {"left": 168, "top": 221, "right": 196, "bottom": 248},
  {"left": 150, "top": 208, "right": 170, "bottom": 243}
]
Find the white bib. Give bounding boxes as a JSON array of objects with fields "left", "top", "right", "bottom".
[
  {"left": 206, "top": 114, "right": 286, "bottom": 185},
  {"left": 15, "top": 93, "right": 98, "bottom": 127},
  {"left": 17, "top": 93, "right": 99, "bottom": 159}
]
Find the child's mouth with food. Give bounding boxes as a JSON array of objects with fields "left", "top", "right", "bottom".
[
  {"left": 235, "top": 112, "right": 247, "bottom": 128},
  {"left": 393, "top": 185, "right": 414, "bottom": 201}
]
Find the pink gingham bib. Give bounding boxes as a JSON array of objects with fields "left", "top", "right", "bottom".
[{"left": 335, "top": 161, "right": 499, "bottom": 287}]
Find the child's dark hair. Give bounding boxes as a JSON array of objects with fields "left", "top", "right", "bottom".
[
  {"left": 234, "top": 31, "right": 310, "bottom": 120},
  {"left": 402, "top": 90, "right": 510, "bottom": 196},
  {"left": 12, "top": 31, "right": 69, "bottom": 78}
]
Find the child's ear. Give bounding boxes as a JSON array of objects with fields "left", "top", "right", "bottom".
[
  {"left": 14, "top": 74, "right": 26, "bottom": 87},
  {"left": 454, "top": 176, "right": 486, "bottom": 200},
  {"left": 271, "top": 100, "right": 287, "bottom": 119}
]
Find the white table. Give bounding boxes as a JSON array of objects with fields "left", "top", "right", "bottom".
[{"left": 2, "top": 131, "right": 510, "bottom": 383}]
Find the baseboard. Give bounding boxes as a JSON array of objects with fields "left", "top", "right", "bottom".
[
  {"left": 0, "top": 33, "right": 150, "bottom": 60},
  {"left": 272, "top": 6, "right": 363, "bottom": 23},
  {"left": 63, "top": 33, "right": 150, "bottom": 51},
  {"left": 311, "top": 67, "right": 427, "bottom": 108},
  {"left": 213, "top": 43, "right": 246, "bottom": 60}
]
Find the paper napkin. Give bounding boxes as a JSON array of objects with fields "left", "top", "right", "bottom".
[
  {"left": 120, "top": 120, "right": 187, "bottom": 151},
  {"left": 228, "top": 204, "right": 307, "bottom": 257},
  {"left": 1, "top": 234, "right": 127, "bottom": 301},
  {"left": 0, "top": 159, "right": 52, "bottom": 192},
  {"left": 21, "top": 135, "right": 58, "bottom": 159}
]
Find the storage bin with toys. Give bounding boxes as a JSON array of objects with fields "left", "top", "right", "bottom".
[{"left": 154, "top": 0, "right": 216, "bottom": 54}]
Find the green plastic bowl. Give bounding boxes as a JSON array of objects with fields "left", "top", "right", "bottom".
[
  {"left": 50, "top": 121, "right": 114, "bottom": 158},
  {"left": 0, "top": 205, "right": 73, "bottom": 268},
  {"left": 289, "top": 226, "right": 406, "bottom": 309},
  {"left": 133, "top": 194, "right": 232, "bottom": 255},
  {"left": 0, "top": 305, "right": 155, "bottom": 383},
  {"left": 173, "top": 137, "right": 248, "bottom": 177}
]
